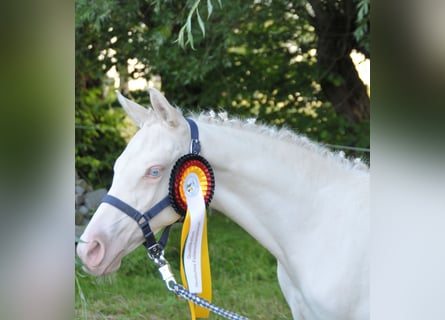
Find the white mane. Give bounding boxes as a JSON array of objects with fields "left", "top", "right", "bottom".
[{"left": 191, "top": 110, "right": 369, "bottom": 173}]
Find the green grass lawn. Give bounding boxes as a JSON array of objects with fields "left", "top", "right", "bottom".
[{"left": 75, "top": 213, "right": 292, "bottom": 319}]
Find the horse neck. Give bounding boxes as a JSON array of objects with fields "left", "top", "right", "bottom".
[{"left": 197, "top": 119, "right": 368, "bottom": 260}]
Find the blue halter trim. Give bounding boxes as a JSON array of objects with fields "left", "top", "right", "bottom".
[
  {"left": 100, "top": 118, "right": 200, "bottom": 255},
  {"left": 186, "top": 118, "right": 200, "bottom": 154},
  {"left": 101, "top": 194, "right": 171, "bottom": 249}
]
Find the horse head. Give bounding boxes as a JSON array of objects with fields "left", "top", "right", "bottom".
[{"left": 76, "top": 88, "right": 190, "bottom": 275}]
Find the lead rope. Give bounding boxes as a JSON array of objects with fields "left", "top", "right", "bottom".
[
  {"left": 171, "top": 283, "right": 249, "bottom": 320},
  {"left": 148, "top": 248, "right": 249, "bottom": 320}
]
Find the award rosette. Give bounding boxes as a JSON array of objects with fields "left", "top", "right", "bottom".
[{"left": 169, "top": 154, "right": 215, "bottom": 319}]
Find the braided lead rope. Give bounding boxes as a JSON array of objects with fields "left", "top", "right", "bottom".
[
  {"left": 150, "top": 252, "right": 249, "bottom": 320},
  {"left": 171, "top": 283, "right": 250, "bottom": 320}
]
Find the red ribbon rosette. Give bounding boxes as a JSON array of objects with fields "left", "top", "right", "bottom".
[{"left": 169, "top": 154, "right": 215, "bottom": 217}]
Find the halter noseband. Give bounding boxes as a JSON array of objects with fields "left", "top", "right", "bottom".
[{"left": 101, "top": 118, "right": 202, "bottom": 258}]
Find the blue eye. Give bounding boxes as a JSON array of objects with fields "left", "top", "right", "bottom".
[{"left": 147, "top": 166, "right": 162, "bottom": 178}]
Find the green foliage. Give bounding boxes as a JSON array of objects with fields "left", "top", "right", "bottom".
[
  {"left": 176, "top": 0, "right": 223, "bottom": 48},
  {"left": 75, "top": 0, "right": 370, "bottom": 189},
  {"left": 354, "top": 0, "right": 370, "bottom": 55},
  {"left": 75, "top": 89, "right": 128, "bottom": 188}
]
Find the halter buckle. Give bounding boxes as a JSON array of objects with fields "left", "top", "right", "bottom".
[
  {"left": 147, "top": 243, "right": 164, "bottom": 262},
  {"left": 190, "top": 139, "right": 201, "bottom": 154}
]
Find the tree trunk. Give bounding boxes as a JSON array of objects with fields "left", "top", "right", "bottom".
[{"left": 307, "top": 0, "right": 370, "bottom": 123}]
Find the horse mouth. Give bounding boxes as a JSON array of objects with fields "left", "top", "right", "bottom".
[
  {"left": 104, "top": 250, "right": 125, "bottom": 274},
  {"left": 82, "top": 250, "right": 125, "bottom": 276}
]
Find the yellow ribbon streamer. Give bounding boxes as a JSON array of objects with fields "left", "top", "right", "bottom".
[
  {"left": 180, "top": 212, "right": 212, "bottom": 319},
  {"left": 179, "top": 166, "right": 212, "bottom": 319}
]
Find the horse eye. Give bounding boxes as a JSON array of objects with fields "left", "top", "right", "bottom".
[{"left": 146, "top": 166, "right": 162, "bottom": 178}]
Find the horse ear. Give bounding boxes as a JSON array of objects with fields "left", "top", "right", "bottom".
[
  {"left": 148, "top": 88, "right": 181, "bottom": 127},
  {"left": 115, "top": 91, "right": 151, "bottom": 128}
]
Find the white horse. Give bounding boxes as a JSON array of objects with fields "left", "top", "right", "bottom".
[{"left": 77, "top": 88, "right": 369, "bottom": 320}]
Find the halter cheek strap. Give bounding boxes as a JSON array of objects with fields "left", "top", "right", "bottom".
[{"left": 186, "top": 118, "right": 201, "bottom": 154}]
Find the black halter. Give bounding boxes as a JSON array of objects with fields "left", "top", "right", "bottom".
[{"left": 101, "top": 118, "right": 201, "bottom": 258}]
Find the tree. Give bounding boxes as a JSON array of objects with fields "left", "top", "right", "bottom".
[
  {"left": 75, "top": 0, "right": 370, "bottom": 186},
  {"left": 178, "top": 0, "right": 370, "bottom": 123},
  {"left": 307, "top": 0, "right": 369, "bottom": 123}
]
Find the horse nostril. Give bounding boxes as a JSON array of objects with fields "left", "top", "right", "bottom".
[{"left": 78, "top": 239, "right": 105, "bottom": 268}]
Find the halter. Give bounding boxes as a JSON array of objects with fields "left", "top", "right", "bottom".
[
  {"left": 101, "top": 118, "right": 206, "bottom": 259},
  {"left": 100, "top": 117, "right": 249, "bottom": 320}
]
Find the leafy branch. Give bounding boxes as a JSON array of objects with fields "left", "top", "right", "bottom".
[
  {"left": 354, "top": 0, "right": 370, "bottom": 54},
  {"left": 176, "top": 0, "right": 222, "bottom": 49}
]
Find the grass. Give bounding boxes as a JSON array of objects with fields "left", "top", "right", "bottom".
[{"left": 75, "top": 213, "right": 292, "bottom": 319}]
